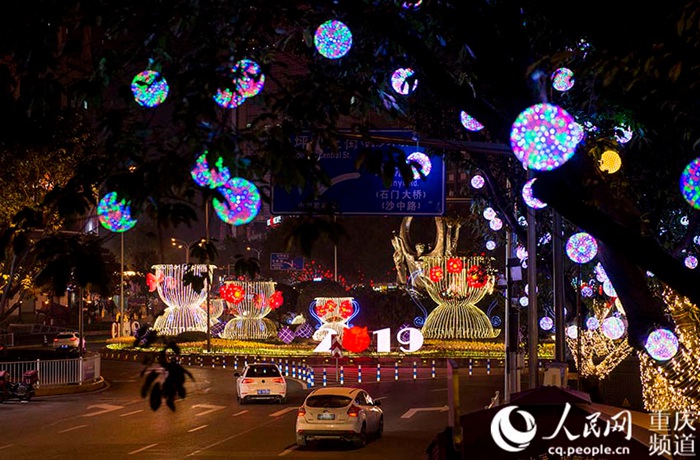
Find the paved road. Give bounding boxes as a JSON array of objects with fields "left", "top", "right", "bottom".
[{"left": 0, "top": 358, "right": 503, "bottom": 459}]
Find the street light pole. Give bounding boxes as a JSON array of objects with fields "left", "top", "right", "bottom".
[
  {"left": 246, "top": 246, "right": 262, "bottom": 260},
  {"left": 171, "top": 238, "right": 191, "bottom": 263}
]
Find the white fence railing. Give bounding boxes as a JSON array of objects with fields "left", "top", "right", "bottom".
[{"left": 0, "top": 354, "right": 101, "bottom": 387}]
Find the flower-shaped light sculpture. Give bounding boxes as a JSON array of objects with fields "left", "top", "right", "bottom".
[
  {"left": 221, "top": 280, "right": 278, "bottom": 339},
  {"left": 309, "top": 297, "right": 360, "bottom": 342},
  {"left": 420, "top": 255, "right": 500, "bottom": 339}
]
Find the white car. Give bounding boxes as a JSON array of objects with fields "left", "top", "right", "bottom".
[
  {"left": 235, "top": 363, "right": 287, "bottom": 404},
  {"left": 52, "top": 332, "right": 83, "bottom": 351},
  {"left": 295, "top": 387, "right": 383, "bottom": 448}
]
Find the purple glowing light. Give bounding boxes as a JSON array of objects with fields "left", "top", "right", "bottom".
[
  {"left": 586, "top": 317, "right": 599, "bottom": 330},
  {"left": 391, "top": 68, "right": 418, "bottom": 95},
  {"left": 485, "top": 240, "right": 496, "bottom": 251},
  {"left": 645, "top": 328, "right": 679, "bottom": 361},
  {"left": 510, "top": 103, "right": 579, "bottom": 171},
  {"left": 98, "top": 192, "right": 137, "bottom": 233},
  {"left": 685, "top": 255, "right": 698, "bottom": 269},
  {"left": 471, "top": 175, "right": 485, "bottom": 189},
  {"left": 489, "top": 217, "right": 503, "bottom": 231},
  {"left": 566, "top": 232, "right": 598, "bottom": 264},
  {"left": 539, "top": 316, "right": 553, "bottom": 331},
  {"left": 551, "top": 67, "right": 575, "bottom": 91},
  {"left": 615, "top": 125, "right": 633, "bottom": 144},
  {"left": 680, "top": 157, "right": 700, "bottom": 209},
  {"left": 601, "top": 316, "right": 625, "bottom": 340},
  {"left": 407, "top": 151, "right": 432, "bottom": 179},
  {"left": 212, "top": 177, "right": 261, "bottom": 226},
  {"left": 314, "top": 20, "right": 353, "bottom": 59},
  {"left": 460, "top": 111, "right": 484, "bottom": 132},
  {"left": 483, "top": 207, "right": 496, "bottom": 220},
  {"left": 603, "top": 280, "right": 617, "bottom": 298},
  {"left": 522, "top": 178, "right": 547, "bottom": 209}
]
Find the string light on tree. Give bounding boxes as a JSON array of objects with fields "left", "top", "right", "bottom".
[
  {"left": 522, "top": 178, "right": 547, "bottom": 209},
  {"left": 566, "top": 232, "right": 598, "bottom": 264},
  {"left": 131, "top": 70, "right": 169, "bottom": 107},
  {"left": 314, "top": 20, "right": 353, "bottom": 59},
  {"left": 460, "top": 111, "right": 484, "bottom": 132},
  {"left": 391, "top": 68, "right": 418, "bottom": 95},
  {"left": 551, "top": 67, "right": 575, "bottom": 92},
  {"left": 510, "top": 103, "right": 579, "bottom": 171}
]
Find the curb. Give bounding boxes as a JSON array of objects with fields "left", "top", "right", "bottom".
[{"left": 36, "top": 377, "right": 107, "bottom": 397}]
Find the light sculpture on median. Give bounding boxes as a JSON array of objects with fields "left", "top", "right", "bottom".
[
  {"left": 309, "top": 296, "right": 360, "bottom": 342},
  {"left": 151, "top": 264, "right": 215, "bottom": 335},
  {"left": 220, "top": 280, "right": 278, "bottom": 339}
]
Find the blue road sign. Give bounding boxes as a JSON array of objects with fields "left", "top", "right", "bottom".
[
  {"left": 270, "top": 253, "right": 304, "bottom": 271},
  {"left": 271, "top": 131, "right": 445, "bottom": 216}
]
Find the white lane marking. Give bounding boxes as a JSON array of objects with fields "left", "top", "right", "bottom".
[
  {"left": 128, "top": 443, "right": 158, "bottom": 455},
  {"left": 0, "top": 444, "right": 16, "bottom": 450},
  {"left": 192, "top": 404, "right": 226, "bottom": 416},
  {"left": 233, "top": 410, "right": 249, "bottom": 417},
  {"left": 186, "top": 418, "right": 283, "bottom": 457},
  {"left": 119, "top": 410, "right": 143, "bottom": 417},
  {"left": 430, "top": 388, "right": 448, "bottom": 392},
  {"left": 58, "top": 424, "right": 88, "bottom": 433},
  {"left": 400, "top": 405, "right": 450, "bottom": 419},
  {"left": 269, "top": 407, "right": 297, "bottom": 417},
  {"left": 83, "top": 403, "right": 123, "bottom": 417},
  {"left": 187, "top": 425, "right": 208, "bottom": 433},
  {"left": 278, "top": 445, "right": 298, "bottom": 456}
]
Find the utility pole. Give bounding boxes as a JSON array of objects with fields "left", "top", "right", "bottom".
[{"left": 527, "top": 174, "right": 539, "bottom": 389}]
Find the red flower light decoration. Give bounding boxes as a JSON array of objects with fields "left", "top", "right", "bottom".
[
  {"left": 339, "top": 299, "right": 354, "bottom": 319},
  {"left": 342, "top": 326, "right": 370, "bottom": 353},
  {"left": 446, "top": 257, "right": 464, "bottom": 274},
  {"left": 269, "top": 291, "right": 284, "bottom": 309},
  {"left": 466, "top": 264, "right": 489, "bottom": 288},
  {"left": 253, "top": 293, "right": 264, "bottom": 309},
  {"left": 316, "top": 299, "right": 337, "bottom": 317},
  {"left": 429, "top": 266, "right": 444, "bottom": 282},
  {"left": 221, "top": 283, "right": 245, "bottom": 304},
  {"left": 146, "top": 272, "right": 164, "bottom": 292}
]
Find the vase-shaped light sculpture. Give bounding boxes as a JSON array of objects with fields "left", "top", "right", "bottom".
[
  {"left": 420, "top": 255, "right": 500, "bottom": 339},
  {"left": 221, "top": 280, "right": 277, "bottom": 339},
  {"left": 152, "top": 264, "right": 214, "bottom": 335},
  {"left": 309, "top": 297, "right": 360, "bottom": 341}
]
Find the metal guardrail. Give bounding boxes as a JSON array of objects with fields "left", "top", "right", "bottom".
[
  {"left": 0, "top": 333, "right": 13, "bottom": 347},
  {"left": 0, "top": 354, "right": 101, "bottom": 387}
]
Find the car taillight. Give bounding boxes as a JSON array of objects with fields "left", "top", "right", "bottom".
[
  {"left": 272, "top": 377, "right": 285, "bottom": 384},
  {"left": 242, "top": 378, "right": 255, "bottom": 384},
  {"left": 53, "top": 338, "right": 58, "bottom": 342},
  {"left": 70, "top": 337, "right": 78, "bottom": 341},
  {"left": 297, "top": 407, "right": 306, "bottom": 417},
  {"left": 347, "top": 405, "right": 361, "bottom": 417}
]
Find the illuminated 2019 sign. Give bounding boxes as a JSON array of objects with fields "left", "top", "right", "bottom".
[{"left": 314, "top": 326, "right": 424, "bottom": 354}]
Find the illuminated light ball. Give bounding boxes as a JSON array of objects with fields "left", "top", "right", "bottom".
[
  {"left": 391, "top": 68, "right": 418, "bottom": 95},
  {"left": 603, "top": 279, "right": 617, "bottom": 298},
  {"left": 460, "top": 111, "right": 484, "bottom": 132},
  {"left": 522, "top": 178, "right": 547, "bottom": 209},
  {"left": 407, "top": 151, "right": 432, "bottom": 179},
  {"left": 213, "top": 88, "right": 246, "bottom": 109},
  {"left": 571, "top": 122, "right": 585, "bottom": 145},
  {"left": 212, "top": 177, "right": 261, "bottom": 226},
  {"left": 510, "top": 103, "right": 579, "bottom": 171},
  {"left": 518, "top": 216, "right": 528, "bottom": 227},
  {"left": 191, "top": 152, "right": 231, "bottom": 189},
  {"left": 615, "top": 125, "right": 633, "bottom": 144},
  {"left": 516, "top": 245, "right": 528, "bottom": 260},
  {"left": 521, "top": 260, "right": 528, "bottom": 269},
  {"left": 519, "top": 296, "right": 529, "bottom": 307},
  {"left": 685, "top": 255, "right": 698, "bottom": 269},
  {"left": 566, "top": 232, "right": 598, "bottom": 264},
  {"left": 539, "top": 232, "right": 552, "bottom": 245},
  {"left": 233, "top": 59, "right": 265, "bottom": 98},
  {"left": 539, "top": 316, "right": 554, "bottom": 331},
  {"left": 314, "top": 20, "right": 353, "bottom": 59},
  {"left": 586, "top": 317, "right": 600, "bottom": 330},
  {"left": 131, "top": 70, "right": 169, "bottom": 107},
  {"left": 489, "top": 217, "right": 503, "bottom": 231},
  {"left": 471, "top": 174, "right": 485, "bottom": 189},
  {"left": 485, "top": 240, "right": 496, "bottom": 251},
  {"left": 581, "top": 285, "right": 594, "bottom": 298},
  {"left": 98, "top": 192, "right": 137, "bottom": 233},
  {"left": 595, "top": 263, "right": 609, "bottom": 283},
  {"left": 680, "top": 157, "right": 700, "bottom": 209},
  {"left": 601, "top": 316, "right": 626, "bottom": 340},
  {"left": 491, "top": 316, "right": 502, "bottom": 327},
  {"left": 566, "top": 325, "right": 578, "bottom": 339},
  {"left": 695, "top": 235, "right": 700, "bottom": 245},
  {"left": 681, "top": 215, "right": 690, "bottom": 226},
  {"left": 645, "top": 328, "right": 679, "bottom": 361},
  {"left": 599, "top": 149, "right": 622, "bottom": 174},
  {"left": 483, "top": 207, "right": 496, "bottom": 220},
  {"left": 551, "top": 67, "right": 575, "bottom": 92}
]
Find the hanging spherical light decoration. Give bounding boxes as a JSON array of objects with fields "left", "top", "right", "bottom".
[
  {"left": 684, "top": 255, "right": 698, "bottom": 269},
  {"left": 212, "top": 177, "right": 261, "bottom": 226},
  {"left": 233, "top": 59, "right": 265, "bottom": 98},
  {"left": 471, "top": 174, "right": 485, "bottom": 189},
  {"left": 615, "top": 125, "right": 633, "bottom": 144},
  {"left": 213, "top": 88, "right": 246, "bottom": 109},
  {"left": 489, "top": 217, "right": 503, "bottom": 231},
  {"left": 603, "top": 279, "right": 617, "bottom": 298},
  {"left": 485, "top": 240, "right": 496, "bottom": 251},
  {"left": 391, "top": 68, "right": 418, "bottom": 95},
  {"left": 566, "top": 325, "right": 578, "bottom": 339},
  {"left": 510, "top": 103, "right": 579, "bottom": 171},
  {"left": 601, "top": 316, "right": 626, "bottom": 340},
  {"left": 460, "top": 111, "right": 484, "bottom": 132},
  {"left": 551, "top": 67, "right": 575, "bottom": 92},
  {"left": 191, "top": 152, "right": 231, "bottom": 189},
  {"left": 314, "top": 20, "right": 353, "bottom": 59},
  {"left": 566, "top": 232, "right": 598, "bottom": 264},
  {"left": 522, "top": 178, "right": 547, "bottom": 209},
  {"left": 98, "top": 192, "right": 138, "bottom": 233},
  {"left": 483, "top": 207, "right": 496, "bottom": 220},
  {"left": 131, "top": 70, "right": 169, "bottom": 107},
  {"left": 680, "top": 157, "right": 700, "bottom": 209},
  {"left": 586, "top": 317, "right": 600, "bottom": 330},
  {"left": 539, "top": 316, "right": 554, "bottom": 331},
  {"left": 407, "top": 151, "right": 432, "bottom": 179},
  {"left": 644, "top": 328, "right": 679, "bottom": 361},
  {"left": 599, "top": 149, "right": 622, "bottom": 174}
]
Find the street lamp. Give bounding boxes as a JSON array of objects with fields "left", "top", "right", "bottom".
[
  {"left": 171, "top": 238, "right": 196, "bottom": 263},
  {"left": 246, "top": 246, "right": 262, "bottom": 259}
]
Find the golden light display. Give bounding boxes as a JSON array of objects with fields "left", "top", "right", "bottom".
[
  {"left": 639, "top": 289, "right": 700, "bottom": 412},
  {"left": 598, "top": 149, "right": 622, "bottom": 174}
]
